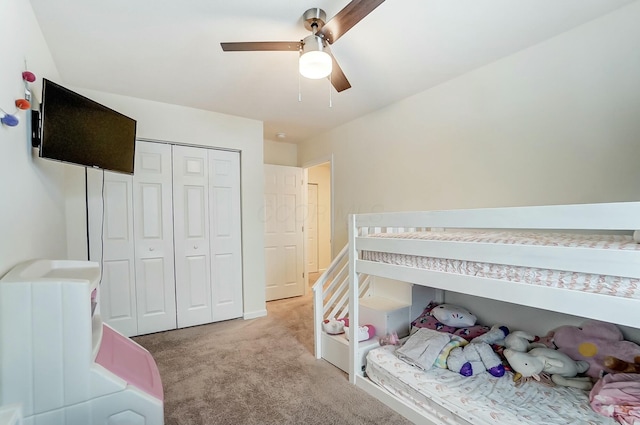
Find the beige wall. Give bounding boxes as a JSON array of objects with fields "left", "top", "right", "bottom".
[
  {"left": 0, "top": 0, "right": 266, "bottom": 317},
  {"left": 2, "top": 1, "right": 267, "bottom": 318},
  {"left": 264, "top": 139, "right": 297, "bottom": 166},
  {"left": 308, "top": 164, "right": 331, "bottom": 270},
  {"left": 298, "top": 2, "right": 640, "bottom": 252}
]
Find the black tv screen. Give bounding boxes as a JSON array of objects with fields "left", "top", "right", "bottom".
[{"left": 37, "top": 78, "right": 136, "bottom": 174}]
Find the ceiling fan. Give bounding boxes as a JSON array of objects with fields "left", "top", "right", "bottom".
[{"left": 220, "top": 0, "right": 386, "bottom": 93}]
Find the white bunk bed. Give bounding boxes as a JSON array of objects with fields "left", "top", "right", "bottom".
[{"left": 347, "top": 201, "right": 640, "bottom": 425}]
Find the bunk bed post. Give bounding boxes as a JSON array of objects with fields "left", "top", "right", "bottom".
[
  {"left": 348, "top": 213, "right": 359, "bottom": 384},
  {"left": 313, "top": 282, "right": 323, "bottom": 359}
]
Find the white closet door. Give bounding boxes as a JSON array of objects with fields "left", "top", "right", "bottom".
[
  {"left": 133, "top": 141, "right": 177, "bottom": 334},
  {"left": 209, "top": 150, "right": 243, "bottom": 321},
  {"left": 264, "top": 164, "right": 305, "bottom": 301},
  {"left": 87, "top": 170, "right": 138, "bottom": 337},
  {"left": 173, "top": 145, "right": 213, "bottom": 328}
]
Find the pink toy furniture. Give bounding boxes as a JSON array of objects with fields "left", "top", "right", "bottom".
[{"left": 0, "top": 260, "right": 163, "bottom": 425}]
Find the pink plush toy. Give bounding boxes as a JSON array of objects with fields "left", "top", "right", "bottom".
[
  {"left": 552, "top": 320, "right": 640, "bottom": 378},
  {"left": 345, "top": 324, "right": 376, "bottom": 342}
]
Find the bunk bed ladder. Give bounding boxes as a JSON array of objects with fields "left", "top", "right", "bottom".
[{"left": 312, "top": 245, "right": 372, "bottom": 368}]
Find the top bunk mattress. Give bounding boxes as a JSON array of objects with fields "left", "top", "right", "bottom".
[{"left": 361, "top": 231, "right": 640, "bottom": 299}]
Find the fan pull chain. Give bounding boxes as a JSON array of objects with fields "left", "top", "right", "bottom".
[
  {"left": 328, "top": 74, "right": 333, "bottom": 108},
  {"left": 298, "top": 70, "right": 302, "bottom": 102}
]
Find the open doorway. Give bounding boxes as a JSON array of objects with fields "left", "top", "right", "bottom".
[{"left": 305, "top": 160, "right": 332, "bottom": 288}]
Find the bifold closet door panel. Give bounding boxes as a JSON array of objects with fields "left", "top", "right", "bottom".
[
  {"left": 87, "top": 169, "right": 138, "bottom": 337},
  {"left": 208, "top": 150, "right": 243, "bottom": 322},
  {"left": 89, "top": 143, "right": 244, "bottom": 334},
  {"left": 173, "top": 145, "right": 214, "bottom": 328},
  {"left": 133, "top": 141, "right": 178, "bottom": 334}
]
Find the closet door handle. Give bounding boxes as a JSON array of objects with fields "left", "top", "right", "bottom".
[
  {"left": 194, "top": 245, "right": 198, "bottom": 250},
  {"left": 149, "top": 247, "right": 154, "bottom": 251}
]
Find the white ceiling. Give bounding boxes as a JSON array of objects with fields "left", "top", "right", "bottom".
[{"left": 29, "top": 0, "right": 635, "bottom": 144}]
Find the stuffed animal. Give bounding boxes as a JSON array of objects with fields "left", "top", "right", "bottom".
[
  {"left": 535, "top": 331, "right": 556, "bottom": 349},
  {"left": 411, "top": 302, "right": 490, "bottom": 341},
  {"left": 503, "top": 330, "right": 554, "bottom": 352},
  {"left": 503, "top": 331, "right": 539, "bottom": 352},
  {"left": 344, "top": 324, "right": 376, "bottom": 342},
  {"left": 378, "top": 332, "right": 401, "bottom": 346},
  {"left": 322, "top": 318, "right": 346, "bottom": 335},
  {"left": 504, "top": 347, "right": 593, "bottom": 390},
  {"left": 603, "top": 355, "right": 640, "bottom": 373},
  {"left": 431, "top": 304, "right": 477, "bottom": 327},
  {"left": 552, "top": 320, "right": 640, "bottom": 378},
  {"left": 447, "top": 325, "right": 509, "bottom": 377},
  {"left": 335, "top": 318, "right": 376, "bottom": 342}
]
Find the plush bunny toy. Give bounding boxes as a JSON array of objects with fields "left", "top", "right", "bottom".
[{"left": 503, "top": 347, "right": 593, "bottom": 390}]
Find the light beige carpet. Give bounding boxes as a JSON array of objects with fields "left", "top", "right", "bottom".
[{"left": 134, "top": 292, "right": 413, "bottom": 425}]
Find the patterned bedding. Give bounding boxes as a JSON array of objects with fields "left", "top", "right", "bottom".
[
  {"left": 361, "top": 231, "right": 640, "bottom": 299},
  {"left": 366, "top": 345, "right": 616, "bottom": 425}
]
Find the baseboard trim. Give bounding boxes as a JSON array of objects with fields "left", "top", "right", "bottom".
[{"left": 243, "top": 309, "right": 267, "bottom": 320}]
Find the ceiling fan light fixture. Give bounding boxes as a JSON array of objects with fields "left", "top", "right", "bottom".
[{"left": 299, "top": 35, "right": 332, "bottom": 80}]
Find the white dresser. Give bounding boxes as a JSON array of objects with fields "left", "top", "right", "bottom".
[{"left": 0, "top": 260, "right": 164, "bottom": 425}]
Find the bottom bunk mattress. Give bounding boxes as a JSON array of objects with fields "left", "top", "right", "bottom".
[{"left": 365, "top": 345, "right": 615, "bottom": 425}]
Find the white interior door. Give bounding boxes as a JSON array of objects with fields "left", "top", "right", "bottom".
[
  {"left": 87, "top": 170, "right": 138, "bottom": 337},
  {"left": 173, "top": 145, "right": 213, "bottom": 327},
  {"left": 209, "top": 149, "right": 243, "bottom": 321},
  {"left": 307, "top": 183, "right": 319, "bottom": 274},
  {"left": 133, "top": 141, "right": 177, "bottom": 334},
  {"left": 264, "top": 164, "right": 304, "bottom": 301}
]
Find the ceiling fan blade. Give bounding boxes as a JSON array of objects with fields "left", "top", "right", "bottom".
[
  {"left": 330, "top": 55, "right": 351, "bottom": 92},
  {"left": 221, "top": 41, "right": 301, "bottom": 52},
  {"left": 319, "top": 0, "right": 385, "bottom": 45}
]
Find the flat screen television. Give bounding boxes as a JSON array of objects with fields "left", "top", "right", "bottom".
[{"left": 33, "top": 78, "right": 137, "bottom": 174}]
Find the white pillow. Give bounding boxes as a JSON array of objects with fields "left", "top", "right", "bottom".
[{"left": 431, "top": 304, "right": 477, "bottom": 328}]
